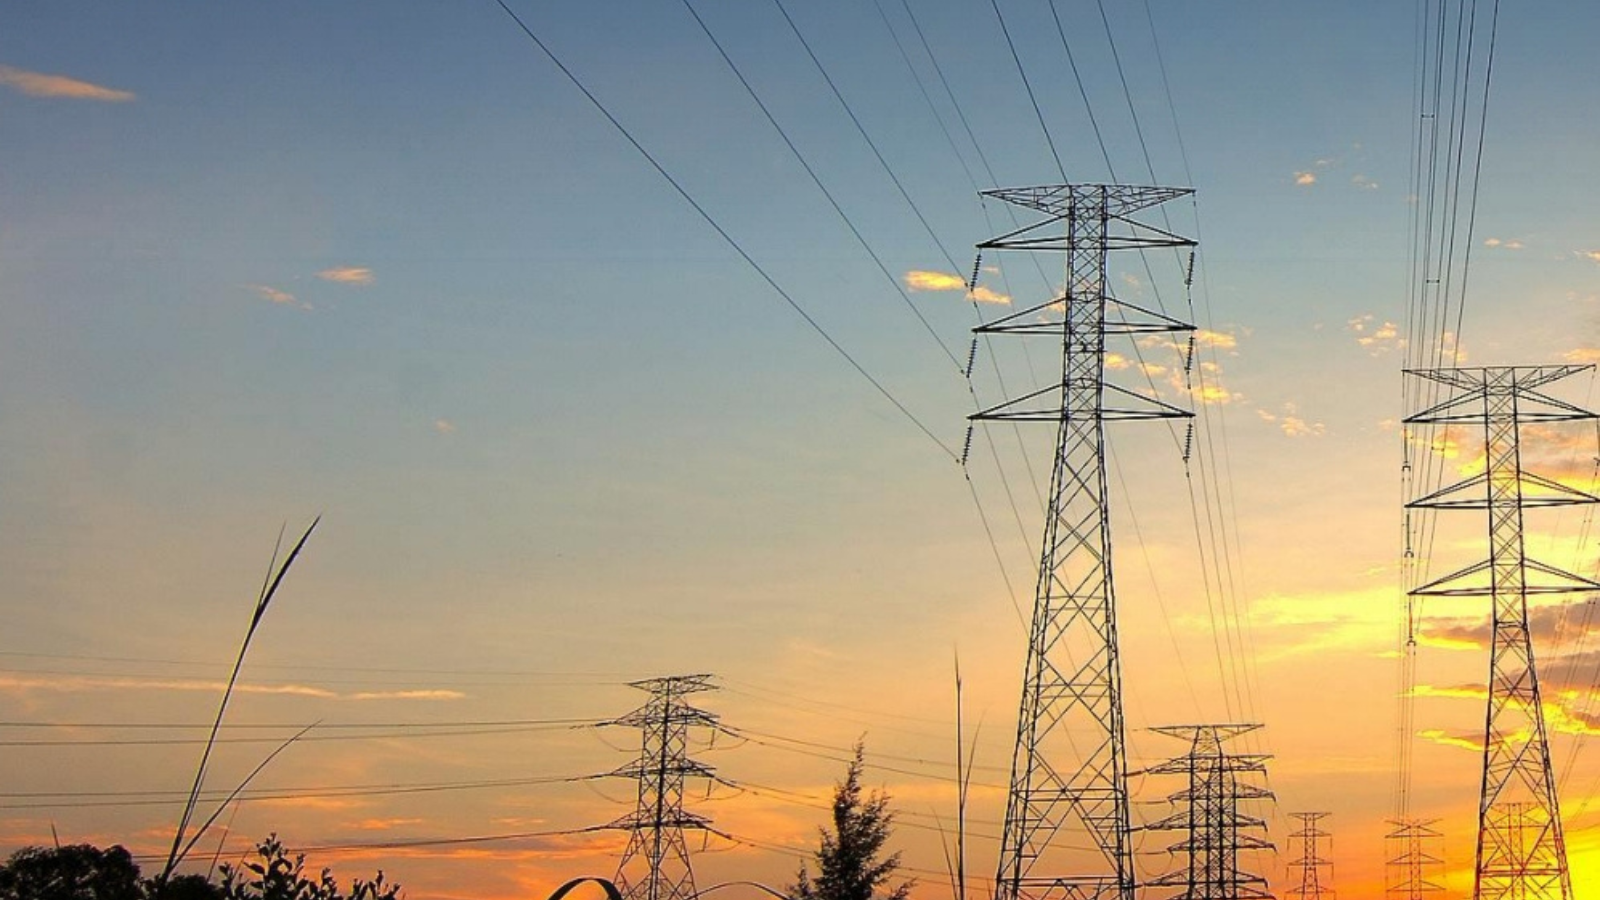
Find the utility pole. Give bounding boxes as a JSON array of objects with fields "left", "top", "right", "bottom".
[
  {"left": 1138, "top": 724, "right": 1274, "bottom": 900},
  {"left": 610, "top": 675, "right": 718, "bottom": 900},
  {"left": 975, "top": 183, "right": 1196, "bottom": 900},
  {"left": 1286, "top": 813, "right": 1333, "bottom": 900},
  {"left": 1405, "top": 366, "right": 1598, "bottom": 900},
  {"left": 1385, "top": 818, "right": 1444, "bottom": 900}
]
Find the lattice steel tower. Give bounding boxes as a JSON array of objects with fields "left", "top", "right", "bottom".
[
  {"left": 1286, "top": 813, "right": 1333, "bottom": 900},
  {"left": 1385, "top": 819, "right": 1444, "bottom": 900},
  {"left": 974, "top": 183, "right": 1196, "bottom": 900},
  {"left": 610, "top": 675, "right": 718, "bottom": 900},
  {"left": 1138, "top": 724, "right": 1274, "bottom": 900},
  {"left": 1405, "top": 366, "right": 1600, "bottom": 900}
]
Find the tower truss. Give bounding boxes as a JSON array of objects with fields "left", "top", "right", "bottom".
[
  {"left": 1137, "top": 724, "right": 1274, "bottom": 900},
  {"left": 610, "top": 674, "right": 718, "bottom": 900},
  {"left": 975, "top": 183, "right": 1196, "bottom": 900},
  {"left": 1405, "top": 366, "right": 1600, "bottom": 900},
  {"left": 1286, "top": 813, "right": 1333, "bottom": 900},
  {"left": 1385, "top": 818, "right": 1444, "bottom": 900}
]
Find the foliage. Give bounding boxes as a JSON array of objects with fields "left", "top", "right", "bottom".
[
  {"left": 0, "top": 837, "right": 397, "bottom": 900},
  {"left": 789, "top": 743, "right": 912, "bottom": 900},
  {"left": 0, "top": 844, "right": 146, "bottom": 900},
  {"left": 156, "top": 874, "right": 227, "bottom": 899},
  {"left": 219, "top": 836, "right": 399, "bottom": 900}
]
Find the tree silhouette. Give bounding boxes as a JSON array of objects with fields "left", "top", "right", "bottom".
[
  {"left": 0, "top": 844, "right": 145, "bottom": 900},
  {"left": 789, "top": 743, "right": 912, "bottom": 900}
]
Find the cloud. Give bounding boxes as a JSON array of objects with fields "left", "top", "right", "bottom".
[
  {"left": 1565, "top": 348, "right": 1600, "bottom": 364},
  {"left": 1104, "top": 352, "right": 1131, "bottom": 371},
  {"left": 317, "top": 266, "right": 374, "bottom": 286},
  {"left": 0, "top": 674, "right": 463, "bottom": 701},
  {"left": 1256, "top": 402, "right": 1325, "bottom": 438},
  {"left": 904, "top": 270, "right": 965, "bottom": 291},
  {"left": 1580, "top": 251, "right": 1600, "bottom": 265},
  {"left": 1418, "top": 729, "right": 1482, "bottom": 752},
  {"left": 346, "top": 818, "right": 425, "bottom": 832},
  {"left": 348, "top": 689, "right": 465, "bottom": 701},
  {"left": 1195, "top": 329, "right": 1238, "bottom": 351},
  {"left": 1351, "top": 174, "right": 1379, "bottom": 190},
  {"left": 1484, "top": 237, "right": 1524, "bottom": 250},
  {"left": 246, "top": 284, "right": 311, "bottom": 310},
  {"left": 902, "top": 269, "right": 1010, "bottom": 305},
  {"left": 434, "top": 419, "right": 457, "bottom": 435},
  {"left": 1294, "top": 171, "right": 1317, "bottom": 186},
  {"left": 1346, "top": 314, "right": 1405, "bottom": 354},
  {"left": 0, "top": 64, "right": 135, "bottom": 101}
]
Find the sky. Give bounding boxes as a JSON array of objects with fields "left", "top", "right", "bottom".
[{"left": 4, "top": 2, "right": 1600, "bottom": 898}]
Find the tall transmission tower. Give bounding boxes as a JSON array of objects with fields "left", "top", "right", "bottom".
[
  {"left": 610, "top": 674, "right": 718, "bottom": 900},
  {"left": 1138, "top": 724, "right": 1274, "bottom": 900},
  {"left": 974, "top": 183, "right": 1197, "bottom": 900},
  {"left": 1286, "top": 813, "right": 1333, "bottom": 900},
  {"left": 1405, "top": 365, "right": 1600, "bottom": 900},
  {"left": 1384, "top": 818, "right": 1444, "bottom": 900}
]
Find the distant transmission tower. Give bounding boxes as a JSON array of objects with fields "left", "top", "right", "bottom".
[
  {"left": 1286, "top": 813, "right": 1334, "bottom": 900},
  {"left": 1385, "top": 819, "right": 1444, "bottom": 900},
  {"left": 1405, "top": 366, "right": 1599, "bottom": 900},
  {"left": 1138, "top": 724, "right": 1274, "bottom": 900},
  {"left": 974, "top": 183, "right": 1196, "bottom": 900},
  {"left": 610, "top": 674, "right": 718, "bottom": 900}
]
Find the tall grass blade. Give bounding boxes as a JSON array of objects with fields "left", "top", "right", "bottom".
[{"left": 158, "top": 516, "right": 320, "bottom": 884}]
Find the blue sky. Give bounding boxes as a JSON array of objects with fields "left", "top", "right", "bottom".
[{"left": 5, "top": 2, "right": 1600, "bottom": 898}]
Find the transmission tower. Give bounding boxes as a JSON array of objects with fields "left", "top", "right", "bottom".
[
  {"left": 1137, "top": 724, "right": 1274, "bottom": 900},
  {"left": 1286, "top": 813, "right": 1333, "bottom": 900},
  {"left": 610, "top": 674, "right": 718, "bottom": 900},
  {"left": 1385, "top": 819, "right": 1444, "bottom": 900},
  {"left": 1405, "top": 366, "right": 1600, "bottom": 900},
  {"left": 974, "top": 183, "right": 1197, "bottom": 900}
]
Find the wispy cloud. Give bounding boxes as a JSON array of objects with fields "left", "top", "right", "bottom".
[
  {"left": 1351, "top": 174, "right": 1379, "bottom": 190},
  {"left": 1484, "top": 237, "right": 1524, "bottom": 250},
  {"left": 1418, "top": 729, "right": 1482, "bottom": 752},
  {"left": 1580, "top": 251, "right": 1600, "bottom": 265},
  {"left": 1346, "top": 314, "right": 1404, "bottom": 354},
  {"left": 1566, "top": 348, "right": 1600, "bottom": 364},
  {"left": 434, "top": 419, "right": 457, "bottom": 435},
  {"left": 0, "top": 64, "right": 135, "bottom": 101},
  {"left": 1195, "top": 329, "right": 1238, "bottom": 351},
  {"left": 246, "top": 284, "right": 311, "bottom": 311},
  {"left": 1294, "top": 171, "right": 1317, "bottom": 187},
  {"left": 902, "top": 269, "right": 1010, "bottom": 305},
  {"left": 0, "top": 674, "right": 464, "bottom": 701},
  {"left": 317, "top": 266, "right": 374, "bottom": 286},
  {"left": 1256, "top": 402, "right": 1325, "bottom": 438}
]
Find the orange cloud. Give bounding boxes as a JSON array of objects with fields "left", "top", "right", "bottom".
[
  {"left": 247, "top": 284, "right": 309, "bottom": 310},
  {"left": 1418, "top": 729, "right": 1481, "bottom": 752},
  {"left": 318, "top": 266, "right": 375, "bottom": 286},
  {"left": 0, "top": 64, "right": 134, "bottom": 101},
  {"left": 1294, "top": 172, "right": 1316, "bottom": 186},
  {"left": 1565, "top": 348, "right": 1600, "bottom": 365}
]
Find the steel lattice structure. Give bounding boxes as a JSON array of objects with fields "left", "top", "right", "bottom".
[
  {"left": 1138, "top": 724, "right": 1274, "bottom": 900},
  {"left": 610, "top": 675, "right": 718, "bottom": 900},
  {"left": 1405, "top": 366, "right": 1600, "bottom": 900},
  {"left": 1384, "top": 818, "right": 1445, "bottom": 900},
  {"left": 1286, "top": 813, "right": 1333, "bottom": 900},
  {"left": 974, "top": 183, "right": 1196, "bottom": 900}
]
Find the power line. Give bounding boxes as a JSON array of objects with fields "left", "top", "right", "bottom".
[{"left": 488, "top": 0, "right": 958, "bottom": 461}]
